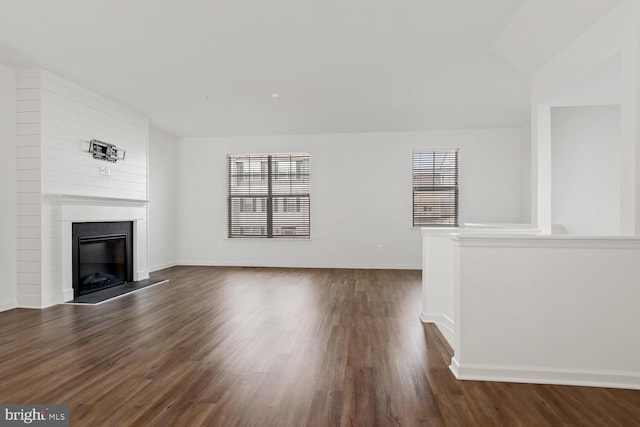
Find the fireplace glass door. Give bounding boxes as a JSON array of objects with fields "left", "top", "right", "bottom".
[{"left": 78, "top": 234, "right": 127, "bottom": 294}]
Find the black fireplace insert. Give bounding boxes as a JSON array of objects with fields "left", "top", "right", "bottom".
[{"left": 72, "top": 221, "right": 133, "bottom": 297}]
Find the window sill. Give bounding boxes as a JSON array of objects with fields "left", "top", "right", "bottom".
[{"left": 224, "top": 237, "right": 313, "bottom": 241}]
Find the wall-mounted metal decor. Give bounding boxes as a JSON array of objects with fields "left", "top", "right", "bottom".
[{"left": 89, "top": 139, "right": 126, "bottom": 162}]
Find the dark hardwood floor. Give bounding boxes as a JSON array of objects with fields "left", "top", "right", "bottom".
[{"left": 0, "top": 266, "right": 639, "bottom": 426}]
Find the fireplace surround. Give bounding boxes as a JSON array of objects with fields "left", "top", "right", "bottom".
[{"left": 45, "top": 194, "right": 150, "bottom": 304}]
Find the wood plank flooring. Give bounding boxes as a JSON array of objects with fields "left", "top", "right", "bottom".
[{"left": 0, "top": 266, "right": 639, "bottom": 426}]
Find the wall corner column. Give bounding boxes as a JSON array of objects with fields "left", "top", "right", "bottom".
[{"left": 532, "top": 102, "right": 552, "bottom": 234}]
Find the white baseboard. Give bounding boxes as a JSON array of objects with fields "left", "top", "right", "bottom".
[
  {"left": 420, "top": 312, "right": 454, "bottom": 348},
  {"left": 450, "top": 359, "right": 640, "bottom": 390},
  {"left": 63, "top": 288, "right": 74, "bottom": 303},
  {"left": 41, "top": 291, "right": 62, "bottom": 308},
  {"left": 176, "top": 260, "right": 422, "bottom": 270},
  {"left": 0, "top": 300, "right": 17, "bottom": 313},
  {"left": 149, "top": 263, "right": 178, "bottom": 273},
  {"left": 450, "top": 357, "right": 461, "bottom": 378},
  {"left": 135, "top": 270, "right": 150, "bottom": 281},
  {"left": 17, "top": 294, "right": 42, "bottom": 309}
]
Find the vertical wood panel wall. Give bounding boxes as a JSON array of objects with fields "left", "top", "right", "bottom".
[{"left": 16, "top": 69, "right": 149, "bottom": 307}]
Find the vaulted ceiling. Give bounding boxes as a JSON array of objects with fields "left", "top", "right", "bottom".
[{"left": 0, "top": 0, "right": 620, "bottom": 137}]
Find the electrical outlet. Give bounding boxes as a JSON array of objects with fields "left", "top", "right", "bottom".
[
  {"left": 377, "top": 244, "right": 384, "bottom": 252},
  {"left": 99, "top": 166, "right": 107, "bottom": 176}
]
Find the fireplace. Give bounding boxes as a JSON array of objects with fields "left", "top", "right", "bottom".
[{"left": 72, "top": 221, "right": 134, "bottom": 297}]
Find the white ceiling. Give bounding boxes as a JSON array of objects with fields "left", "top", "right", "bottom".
[
  {"left": 0, "top": 0, "right": 620, "bottom": 137},
  {"left": 493, "top": 0, "right": 620, "bottom": 74}
]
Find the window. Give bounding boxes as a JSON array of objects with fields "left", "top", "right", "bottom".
[
  {"left": 275, "top": 196, "right": 301, "bottom": 213},
  {"left": 412, "top": 149, "right": 459, "bottom": 227},
  {"left": 228, "top": 153, "right": 310, "bottom": 238},
  {"left": 235, "top": 162, "right": 245, "bottom": 184},
  {"left": 260, "top": 161, "right": 268, "bottom": 181}
]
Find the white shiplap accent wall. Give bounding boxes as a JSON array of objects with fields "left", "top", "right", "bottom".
[
  {"left": 41, "top": 72, "right": 148, "bottom": 199},
  {"left": 0, "top": 63, "right": 17, "bottom": 312},
  {"left": 16, "top": 69, "right": 149, "bottom": 308},
  {"left": 16, "top": 70, "right": 43, "bottom": 307}
]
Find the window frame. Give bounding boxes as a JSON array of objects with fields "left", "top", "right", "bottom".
[
  {"left": 412, "top": 149, "right": 459, "bottom": 228},
  {"left": 228, "top": 153, "right": 311, "bottom": 239}
]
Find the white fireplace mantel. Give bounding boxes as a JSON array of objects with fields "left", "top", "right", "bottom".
[
  {"left": 44, "top": 194, "right": 149, "bottom": 207},
  {"left": 45, "top": 194, "right": 150, "bottom": 303}
]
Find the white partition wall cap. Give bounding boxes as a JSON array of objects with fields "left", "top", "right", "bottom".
[{"left": 453, "top": 234, "right": 640, "bottom": 249}]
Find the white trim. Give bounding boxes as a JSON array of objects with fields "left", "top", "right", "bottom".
[
  {"left": 450, "top": 362, "right": 640, "bottom": 390},
  {"left": 41, "top": 290, "right": 62, "bottom": 309},
  {"left": 149, "top": 263, "right": 177, "bottom": 273},
  {"left": 421, "top": 226, "right": 539, "bottom": 237},
  {"left": 420, "top": 312, "right": 454, "bottom": 347},
  {"left": 44, "top": 193, "right": 149, "bottom": 207},
  {"left": 454, "top": 234, "right": 640, "bottom": 249},
  {"left": 0, "top": 301, "right": 17, "bottom": 313},
  {"left": 52, "top": 198, "right": 149, "bottom": 304},
  {"left": 175, "top": 261, "right": 422, "bottom": 270},
  {"left": 136, "top": 269, "right": 150, "bottom": 281},
  {"left": 64, "top": 279, "right": 170, "bottom": 306},
  {"left": 62, "top": 288, "right": 74, "bottom": 303},
  {"left": 16, "top": 294, "right": 41, "bottom": 309},
  {"left": 450, "top": 357, "right": 461, "bottom": 378},
  {"left": 463, "top": 223, "right": 536, "bottom": 229}
]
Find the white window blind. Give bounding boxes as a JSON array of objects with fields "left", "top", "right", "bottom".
[
  {"left": 228, "top": 153, "right": 310, "bottom": 238},
  {"left": 412, "top": 149, "right": 459, "bottom": 227}
]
